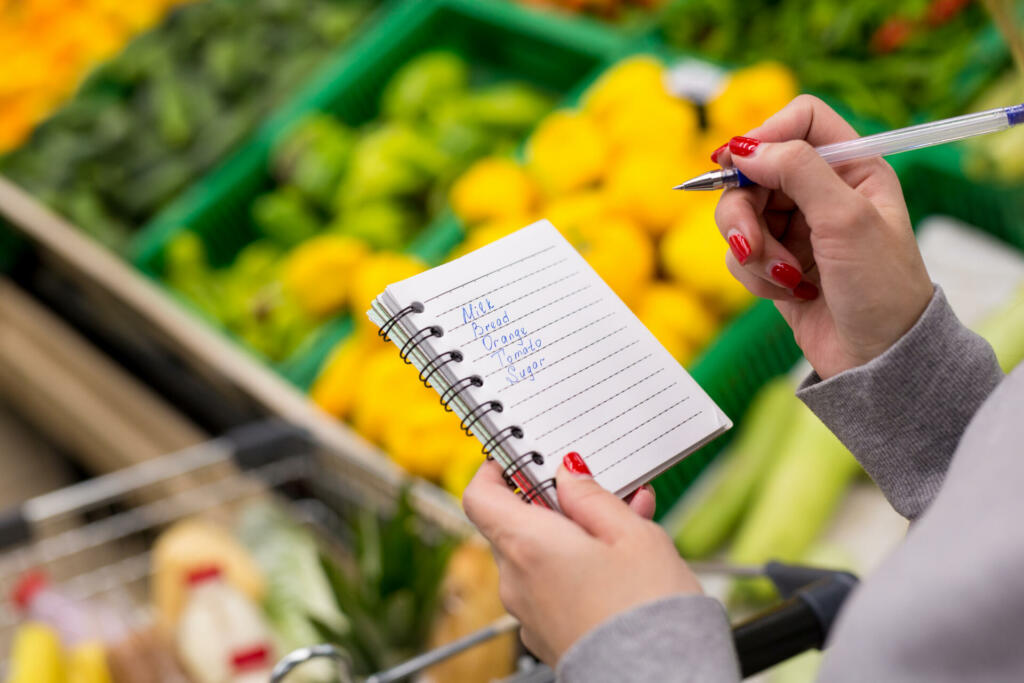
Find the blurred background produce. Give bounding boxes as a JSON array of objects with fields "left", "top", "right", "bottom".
[
  {"left": 308, "top": 54, "right": 795, "bottom": 495},
  {"left": 659, "top": 0, "right": 1006, "bottom": 127},
  {"left": 0, "top": 0, "right": 373, "bottom": 251},
  {"left": 161, "top": 50, "right": 552, "bottom": 363},
  {"left": 0, "top": 0, "right": 194, "bottom": 153}
]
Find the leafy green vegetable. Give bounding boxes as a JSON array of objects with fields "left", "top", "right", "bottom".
[
  {"left": 0, "top": 0, "right": 373, "bottom": 250},
  {"left": 660, "top": 0, "right": 998, "bottom": 126},
  {"left": 316, "top": 490, "right": 457, "bottom": 675}
]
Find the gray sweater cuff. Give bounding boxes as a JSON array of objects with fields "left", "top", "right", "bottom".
[
  {"left": 557, "top": 595, "right": 739, "bottom": 683},
  {"left": 797, "top": 286, "right": 1002, "bottom": 519}
]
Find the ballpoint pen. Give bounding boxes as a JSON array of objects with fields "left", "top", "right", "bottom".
[{"left": 675, "top": 103, "right": 1024, "bottom": 191}]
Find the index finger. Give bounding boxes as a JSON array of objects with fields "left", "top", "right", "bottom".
[
  {"left": 462, "top": 460, "right": 549, "bottom": 541},
  {"left": 717, "top": 95, "right": 859, "bottom": 168}
]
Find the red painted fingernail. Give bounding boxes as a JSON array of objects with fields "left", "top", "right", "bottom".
[
  {"left": 563, "top": 451, "right": 591, "bottom": 476},
  {"left": 710, "top": 143, "right": 728, "bottom": 163},
  {"left": 770, "top": 262, "right": 802, "bottom": 289},
  {"left": 793, "top": 281, "right": 819, "bottom": 301},
  {"left": 727, "top": 231, "right": 751, "bottom": 265},
  {"left": 729, "top": 136, "right": 760, "bottom": 157}
]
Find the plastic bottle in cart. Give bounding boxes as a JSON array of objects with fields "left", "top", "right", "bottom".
[
  {"left": 11, "top": 569, "right": 189, "bottom": 683},
  {"left": 11, "top": 570, "right": 131, "bottom": 646},
  {"left": 176, "top": 565, "right": 276, "bottom": 683}
]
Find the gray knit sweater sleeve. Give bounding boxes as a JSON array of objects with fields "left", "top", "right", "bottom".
[
  {"left": 557, "top": 595, "right": 739, "bottom": 683},
  {"left": 796, "top": 287, "right": 1003, "bottom": 519}
]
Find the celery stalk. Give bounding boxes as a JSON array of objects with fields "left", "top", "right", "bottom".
[
  {"left": 729, "top": 403, "right": 860, "bottom": 603},
  {"left": 674, "top": 378, "right": 797, "bottom": 558}
]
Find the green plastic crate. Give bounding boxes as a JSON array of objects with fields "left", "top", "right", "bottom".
[{"left": 131, "top": 0, "right": 629, "bottom": 384}]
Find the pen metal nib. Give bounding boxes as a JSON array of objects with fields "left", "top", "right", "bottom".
[{"left": 674, "top": 169, "right": 726, "bottom": 191}]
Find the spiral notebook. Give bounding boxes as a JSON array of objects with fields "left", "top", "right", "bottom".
[{"left": 368, "top": 220, "right": 731, "bottom": 509}]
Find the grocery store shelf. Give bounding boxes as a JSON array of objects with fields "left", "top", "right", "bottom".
[
  {"left": 0, "top": 279, "right": 204, "bottom": 471},
  {"left": 0, "top": 176, "right": 470, "bottom": 533}
]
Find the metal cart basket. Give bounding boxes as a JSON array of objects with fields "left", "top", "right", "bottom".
[{"left": 0, "top": 420, "right": 470, "bottom": 677}]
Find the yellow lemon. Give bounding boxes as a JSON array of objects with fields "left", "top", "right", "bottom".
[
  {"left": 640, "top": 312, "right": 697, "bottom": 367},
  {"left": 636, "top": 283, "right": 719, "bottom": 353},
  {"left": 542, "top": 190, "right": 608, "bottom": 235},
  {"left": 600, "top": 94, "right": 699, "bottom": 160},
  {"left": 281, "top": 234, "right": 369, "bottom": 317},
  {"left": 384, "top": 397, "right": 464, "bottom": 481},
  {"left": 661, "top": 222, "right": 754, "bottom": 315},
  {"left": 708, "top": 62, "right": 799, "bottom": 137},
  {"left": 526, "top": 110, "right": 609, "bottom": 195},
  {"left": 582, "top": 55, "right": 667, "bottom": 122},
  {"left": 441, "top": 439, "right": 487, "bottom": 497},
  {"left": 570, "top": 215, "right": 654, "bottom": 307},
  {"left": 604, "top": 151, "right": 705, "bottom": 236},
  {"left": 351, "top": 350, "right": 427, "bottom": 443},
  {"left": 450, "top": 157, "right": 538, "bottom": 226},
  {"left": 673, "top": 191, "right": 720, "bottom": 232},
  {"left": 310, "top": 330, "right": 377, "bottom": 419},
  {"left": 451, "top": 216, "right": 533, "bottom": 259},
  {"left": 349, "top": 252, "right": 426, "bottom": 331}
]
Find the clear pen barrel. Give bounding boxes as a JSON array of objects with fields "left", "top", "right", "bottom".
[{"left": 816, "top": 107, "right": 1012, "bottom": 165}]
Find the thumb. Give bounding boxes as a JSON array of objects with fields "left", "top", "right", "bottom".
[
  {"left": 731, "top": 138, "right": 876, "bottom": 235},
  {"left": 555, "top": 459, "right": 637, "bottom": 542}
]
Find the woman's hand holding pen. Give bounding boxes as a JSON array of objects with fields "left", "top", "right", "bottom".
[
  {"left": 462, "top": 455, "right": 698, "bottom": 666},
  {"left": 712, "top": 95, "right": 934, "bottom": 379}
]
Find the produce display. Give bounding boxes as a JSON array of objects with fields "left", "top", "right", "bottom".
[
  {"left": 660, "top": 0, "right": 999, "bottom": 127},
  {"left": 162, "top": 51, "right": 553, "bottom": 363},
  {"left": 310, "top": 55, "right": 793, "bottom": 494},
  {"left": 0, "top": 0, "right": 373, "bottom": 252},
  {"left": 0, "top": 0, "right": 193, "bottom": 153},
  {"left": 5, "top": 494, "right": 507, "bottom": 682}
]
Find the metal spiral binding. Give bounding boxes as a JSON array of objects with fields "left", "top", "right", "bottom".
[
  {"left": 481, "top": 425, "right": 524, "bottom": 459},
  {"left": 378, "top": 301, "right": 423, "bottom": 342},
  {"left": 460, "top": 400, "right": 503, "bottom": 437},
  {"left": 521, "top": 477, "right": 557, "bottom": 503},
  {"left": 399, "top": 325, "right": 442, "bottom": 364},
  {"left": 439, "top": 375, "right": 483, "bottom": 412},
  {"left": 501, "top": 450, "right": 544, "bottom": 486},
  {"left": 377, "top": 305, "right": 552, "bottom": 505},
  {"left": 418, "top": 350, "right": 463, "bottom": 388}
]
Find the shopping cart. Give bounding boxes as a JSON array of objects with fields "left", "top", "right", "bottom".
[
  {"left": 271, "top": 559, "right": 857, "bottom": 682},
  {"left": 0, "top": 419, "right": 468, "bottom": 678},
  {"left": 0, "top": 420, "right": 858, "bottom": 681}
]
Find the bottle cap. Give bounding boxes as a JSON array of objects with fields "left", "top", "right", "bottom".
[
  {"left": 11, "top": 570, "right": 49, "bottom": 610},
  {"left": 230, "top": 643, "right": 272, "bottom": 672},
  {"left": 184, "top": 565, "right": 223, "bottom": 586}
]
